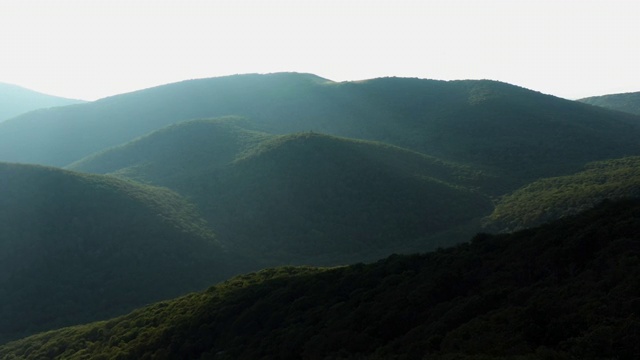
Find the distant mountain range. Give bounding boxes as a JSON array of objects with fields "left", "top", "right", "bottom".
[
  {"left": 579, "top": 91, "right": 640, "bottom": 115},
  {"left": 1, "top": 73, "right": 639, "bottom": 189},
  {"left": 0, "top": 82, "right": 84, "bottom": 122}
]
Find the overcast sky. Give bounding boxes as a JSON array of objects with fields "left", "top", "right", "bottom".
[{"left": 1, "top": 0, "right": 638, "bottom": 101}]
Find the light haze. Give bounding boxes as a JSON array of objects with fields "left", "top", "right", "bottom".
[{"left": 1, "top": 0, "right": 638, "bottom": 101}]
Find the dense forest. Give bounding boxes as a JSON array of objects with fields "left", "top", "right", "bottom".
[
  {"left": 0, "top": 163, "right": 254, "bottom": 344},
  {"left": 579, "top": 91, "right": 640, "bottom": 115},
  {"left": 487, "top": 156, "right": 640, "bottom": 232},
  {"left": 70, "top": 118, "right": 495, "bottom": 264},
  {"left": 1, "top": 73, "right": 640, "bottom": 358},
  {"left": 1, "top": 199, "right": 639, "bottom": 359}
]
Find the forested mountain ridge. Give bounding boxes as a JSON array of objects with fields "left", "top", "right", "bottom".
[
  {"left": 71, "top": 119, "right": 495, "bottom": 264},
  {"left": 189, "top": 131, "right": 494, "bottom": 264},
  {"left": 67, "top": 117, "right": 274, "bottom": 185},
  {"left": 1, "top": 73, "right": 639, "bottom": 190},
  {"left": 0, "top": 82, "right": 85, "bottom": 122},
  {"left": 0, "top": 163, "right": 252, "bottom": 344},
  {"left": 486, "top": 156, "right": 640, "bottom": 232},
  {"left": 2, "top": 199, "right": 639, "bottom": 359},
  {"left": 579, "top": 91, "right": 640, "bottom": 115}
]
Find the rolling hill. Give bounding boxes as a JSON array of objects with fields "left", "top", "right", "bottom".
[
  {"left": 0, "top": 82, "right": 84, "bottom": 122},
  {"left": 579, "top": 91, "right": 640, "bottom": 115},
  {"left": 186, "top": 132, "right": 494, "bottom": 264},
  {"left": 485, "top": 156, "right": 640, "bottom": 232},
  {"left": 67, "top": 117, "right": 274, "bottom": 185},
  {"left": 70, "top": 119, "right": 495, "bottom": 264},
  {"left": 0, "top": 163, "right": 250, "bottom": 344},
  {"left": 1, "top": 73, "right": 639, "bottom": 189},
  {"left": 2, "top": 199, "right": 639, "bottom": 359}
]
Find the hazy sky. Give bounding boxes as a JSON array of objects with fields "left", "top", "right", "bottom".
[{"left": 1, "top": 0, "right": 638, "bottom": 100}]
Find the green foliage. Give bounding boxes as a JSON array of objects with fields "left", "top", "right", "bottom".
[
  {"left": 3, "top": 199, "right": 640, "bottom": 359},
  {"left": 487, "top": 156, "right": 640, "bottom": 231},
  {"left": 72, "top": 120, "right": 494, "bottom": 264},
  {"left": 68, "top": 117, "right": 274, "bottom": 185},
  {"left": 579, "top": 91, "right": 640, "bottom": 115},
  {"left": 196, "top": 132, "right": 494, "bottom": 264},
  {"left": 0, "top": 163, "right": 251, "bottom": 344}
]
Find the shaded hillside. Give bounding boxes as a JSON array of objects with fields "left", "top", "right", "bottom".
[
  {"left": 486, "top": 156, "right": 640, "bottom": 232},
  {"left": 68, "top": 117, "right": 274, "bottom": 185},
  {"left": 579, "top": 91, "right": 640, "bottom": 115},
  {"left": 3, "top": 199, "right": 640, "bottom": 359},
  {"left": 0, "top": 82, "right": 84, "bottom": 122},
  {"left": 189, "top": 133, "right": 493, "bottom": 264},
  {"left": 0, "top": 163, "right": 249, "bottom": 344},
  {"left": 2, "top": 73, "right": 640, "bottom": 189},
  {"left": 71, "top": 122, "right": 494, "bottom": 264}
]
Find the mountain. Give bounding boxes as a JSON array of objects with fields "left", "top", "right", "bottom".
[
  {"left": 486, "top": 156, "right": 640, "bottom": 232},
  {"left": 0, "top": 162, "right": 249, "bottom": 344},
  {"left": 70, "top": 118, "right": 495, "bottom": 264},
  {"left": 579, "top": 91, "right": 640, "bottom": 115},
  {"left": 2, "top": 73, "right": 639, "bottom": 189},
  {"left": 3, "top": 199, "right": 639, "bottom": 359},
  {"left": 0, "top": 73, "right": 329, "bottom": 167},
  {"left": 67, "top": 117, "right": 273, "bottom": 185},
  {"left": 0, "top": 82, "right": 84, "bottom": 122}
]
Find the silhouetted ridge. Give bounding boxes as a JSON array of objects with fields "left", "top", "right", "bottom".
[
  {"left": 579, "top": 90, "right": 640, "bottom": 115},
  {"left": 0, "top": 82, "right": 85, "bottom": 121}
]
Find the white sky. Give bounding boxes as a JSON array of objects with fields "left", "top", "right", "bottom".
[{"left": 0, "top": 0, "right": 638, "bottom": 100}]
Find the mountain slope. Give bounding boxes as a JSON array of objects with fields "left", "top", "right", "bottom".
[
  {"left": 0, "top": 82, "right": 84, "bottom": 121},
  {"left": 195, "top": 132, "right": 494, "bottom": 264},
  {"left": 3, "top": 199, "right": 639, "bottom": 359},
  {"left": 0, "top": 73, "right": 329, "bottom": 167},
  {"left": 2, "top": 73, "right": 639, "bottom": 189},
  {"left": 67, "top": 117, "right": 273, "bottom": 185},
  {"left": 71, "top": 121, "right": 494, "bottom": 264},
  {"left": 486, "top": 156, "right": 640, "bottom": 232},
  {"left": 0, "top": 163, "right": 248, "bottom": 344},
  {"left": 579, "top": 91, "right": 640, "bottom": 115}
]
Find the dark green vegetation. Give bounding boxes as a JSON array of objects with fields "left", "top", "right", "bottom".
[
  {"left": 487, "top": 156, "right": 640, "bottom": 232},
  {"left": 67, "top": 117, "right": 273, "bottom": 186},
  {"left": 0, "top": 163, "right": 251, "bottom": 344},
  {"left": 2, "top": 73, "right": 639, "bottom": 189},
  {"left": 0, "top": 82, "right": 84, "bottom": 122},
  {"left": 579, "top": 91, "right": 640, "bottom": 115},
  {"left": 70, "top": 118, "right": 494, "bottom": 264},
  {"left": 3, "top": 199, "right": 639, "bottom": 359},
  {"left": 3, "top": 74, "right": 640, "bottom": 356}
]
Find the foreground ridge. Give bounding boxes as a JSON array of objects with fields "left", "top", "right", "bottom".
[{"left": 2, "top": 199, "right": 639, "bottom": 359}]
